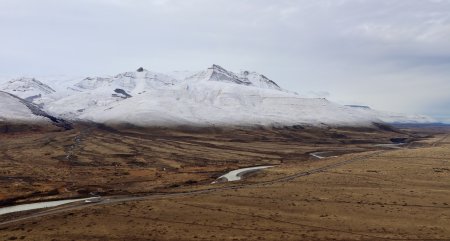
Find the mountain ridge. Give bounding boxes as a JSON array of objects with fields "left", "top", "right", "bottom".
[{"left": 0, "top": 65, "right": 436, "bottom": 127}]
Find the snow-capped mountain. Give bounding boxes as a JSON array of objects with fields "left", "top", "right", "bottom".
[
  {"left": 186, "top": 65, "right": 282, "bottom": 91},
  {"left": 0, "top": 64, "right": 436, "bottom": 127},
  {"left": 74, "top": 68, "right": 177, "bottom": 94},
  {"left": 239, "top": 70, "right": 281, "bottom": 90},
  {"left": 44, "top": 68, "right": 179, "bottom": 118},
  {"left": 79, "top": 80, "right": 377, "bottom": 127},
  {"left": 186, "top": 65, "right": 252, "bottom": 85},
  {"left": 0, "top": 77, "right": 55, "bottom": 104}
]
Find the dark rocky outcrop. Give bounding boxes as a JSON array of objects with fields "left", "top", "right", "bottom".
[{"left": 113, "top": 88, "right": 132, "bottom": 98}]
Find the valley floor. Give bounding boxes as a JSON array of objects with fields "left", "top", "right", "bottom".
[
  {"left": 0, "top": 126, "right": 449, "bottom": 240},
  {"left": 0, "top": 124, "right": 400, "bottom": 205}
]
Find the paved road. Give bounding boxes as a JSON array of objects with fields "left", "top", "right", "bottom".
[
  {"left": 1, "top": 133, "right": 448, "bottom": 227},
  {"left": 0, "top": 149, "right": 387, "bottom": 226}
]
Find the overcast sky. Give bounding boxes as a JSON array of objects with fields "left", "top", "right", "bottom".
[{"left": 1, "top": 0, "right": 450, "bottom": 122}]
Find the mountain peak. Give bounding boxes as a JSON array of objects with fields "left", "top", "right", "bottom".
[
  {"left": 1, "top": 77, "right": 55, "bottom": 99},
  {"left": 209, "top": 64, "right": 226, "bottom": 71},
  {"left": 1, "top": 66, "right": 435, "bottom": 127},
  {"left": 74, "top": 69, "right": 177, "bottom": 92},
  {"left": 185, "top": 65, "right": 283, "bottom": 90},
  {"left": 204, "top": 65, "right": 251, "bottom": 85},
  {"left": 239, "top": 71, "right": 281, "bottom": 90}
]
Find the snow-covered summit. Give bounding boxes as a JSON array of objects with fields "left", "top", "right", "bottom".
[
  {"left": 0, "top": 64, "right": 437, "bottom": 127},
  {"left": 80, "top": 80, "right": 378, "bottom": 127},
  {"left": 74, "top": 68, "right": 177, "bottom": 94},
  {"left": 185, "top": 65, "right": 282, "bottom": 91},
  {"left": 239, "top": 70, "right": 281, "bottom": 90},
  {"left": 0, "top": 77, "right": 55, "bottom": 102},
  {"left": 187, "top": 65, "right": 252, "bottom": 85}
]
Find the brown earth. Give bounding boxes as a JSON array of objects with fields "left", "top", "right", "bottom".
[
  {"left": 1, "top": 124, "right": 449, "bottom": 240},
  {"left": 0, "top": 123, "right": 406, "bottom": 205}
]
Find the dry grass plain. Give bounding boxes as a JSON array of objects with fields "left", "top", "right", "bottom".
[
  {"left": 0, "top": 123, "right": 402, "bottom": 205},
  {"left": 0, "top": 124, "right": 449, "bottom": 240}
]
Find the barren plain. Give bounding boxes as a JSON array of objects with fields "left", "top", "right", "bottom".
[{"left": 0, "top": 124, "right": 449, "bottom": 240}]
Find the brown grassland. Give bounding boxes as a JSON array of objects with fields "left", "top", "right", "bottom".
[{"left": 0, "top": 123, "right": 449, "bottom": 240}]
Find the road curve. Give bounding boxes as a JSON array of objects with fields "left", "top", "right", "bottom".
[{"left": 0, "top": 149, "right": 389, "bottom": 227}]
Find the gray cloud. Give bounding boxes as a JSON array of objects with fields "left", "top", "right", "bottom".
[{"left": 1, "top": 0, "right": 449, "bottom": 121}]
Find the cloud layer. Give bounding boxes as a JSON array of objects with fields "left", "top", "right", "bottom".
[{"left": 1, "top": 0, "right": 449, "bottom": 121}]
